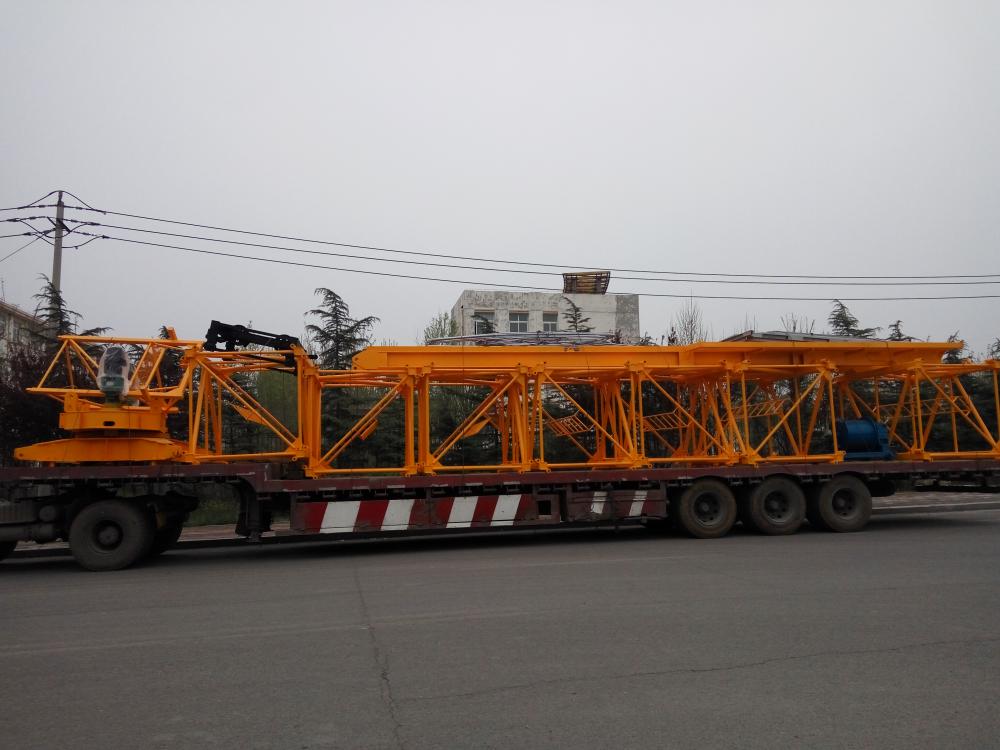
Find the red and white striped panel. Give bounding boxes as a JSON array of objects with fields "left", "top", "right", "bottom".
[
  {"left": 292, "top": 489, "right": 666, "bottom": 535},
  {"left": 293, "top": 494, "right": 535, "bottom": 535},
  {"left": 567, "top": 489, "right": 664, "bottom": 521}
]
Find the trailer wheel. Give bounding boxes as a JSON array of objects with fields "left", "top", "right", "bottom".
[
  {"left": 807, "top": 476, "right": 872, "bottom": 533},
  {"left": 69, "top": 500, "right": 155, "bottom": 571},
  {"left": 674, "top": 480, "right": 737, "bottom": 539},
  {"left": 149, "top": 518, "right": 184, "bottom": 556},
  {"left": 742, "top": 477, "right": 805, "bottom": 535},
  {"left": 0, "top": 540, "right": 16, "bottom": 562}
]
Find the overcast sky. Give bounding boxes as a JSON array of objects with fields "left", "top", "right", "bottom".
[{"left": 2, "top": 1, "right": 997, "bottom": 354}]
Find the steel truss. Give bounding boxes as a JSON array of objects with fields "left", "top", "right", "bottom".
[{"left": 17, "top": 335, "right": 1000, "bottom": 475}]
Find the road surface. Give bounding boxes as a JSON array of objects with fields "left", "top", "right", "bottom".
[{"left": 2, "top": 508, "right": 999, "bottom": 748}]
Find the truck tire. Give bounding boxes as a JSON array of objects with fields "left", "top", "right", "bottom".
[
  {"left": 674, "top": 479, "right": 737, "bottom": 539},
  {"left": 742, "top": 477, "right": 805, "bottom": 535},
  {"left": 0, "top": 540, "right": 16, "bottom": 562},
  {"left": 807, "top": 476, "right": 872, "bottom": 533},
  {"left": 69, "top": 500, "right": 155, "bottom": 571},
  {"left": 149, "top": 519, "right": 184, "bottom": 556}
]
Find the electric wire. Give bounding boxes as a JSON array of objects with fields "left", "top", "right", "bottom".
[
  {"left": 0, "top": 189, "right": 95, "bottom": 212},
  {"left": 0, "top": 236, "right": 41, "bottom": 264},
  {"left": 61, "top": 203, "right": 1000, "bottom": 282},
  {"left": 60, "top": 219, "right": 1000, "bottom": 287},
  {"left": 74, "top": 230, "right": 1000, "bottom": 301}
]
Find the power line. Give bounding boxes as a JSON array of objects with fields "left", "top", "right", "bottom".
[
  {"left": 61, "top": 219, "right": 1000, "bottom": 287},
  {"left": 62, "top": 202, "right": 1000, "bottom": 282},
  {"left": 0, "top": 236, "right": 40, "bottom": 264},
  {"left": 0, "top": 203, "right": 57, "bottom": 213},
  {"left": 75, "top": 231, "right": 1000, "bottom": 301},
  {"left": 0, "top": 188, "right": 93, "bottom": 212},
  {"left": 6, "top": 211, "right": 995, "bottom": 288}
]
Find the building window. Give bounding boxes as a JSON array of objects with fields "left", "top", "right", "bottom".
[
  {"left": 473, "top": 310, "right": 495, "bottom": 334},
  {"left": 509, "top": 311, "right": 528, "bottom": 333},
  {"left": 542, "top": 312, "right": 558, "bottom": 332}
]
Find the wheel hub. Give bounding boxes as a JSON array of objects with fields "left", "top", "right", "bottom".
[
  {"left": 832, "top": 491, "right": 857, "bottom": 517},
  {"left": 763, "top": 492, "right": 790, "bottom": 521},
  {"left": 695, "top": 496, "right": 721, "bottom": 524},
  {"left": 95, "top": 522, "right": 123, "bottom": 549}
]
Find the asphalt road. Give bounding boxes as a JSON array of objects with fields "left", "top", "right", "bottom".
[{"left": 2, "top": 511, "right": 999, "bottom": 749}]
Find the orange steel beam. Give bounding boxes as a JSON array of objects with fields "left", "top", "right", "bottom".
[{"left": 13, "top": 333, "right": 1000, "bottom": 474}]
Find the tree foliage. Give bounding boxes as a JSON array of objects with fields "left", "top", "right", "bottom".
[
  {"left": 306, "top": 288, "right": 379, "bottom": 369},
  {"left": 780, "top": 312, "right": 815, "bottom": 334},
  {"left": 470, "top": 313, "right": 495, "bottom": 335},
  {"left": 828, "top": 300, "right": 879, "bottom": 338},
  {"left": 1, "top": 278, "right": 107, "bottom": 464},
  {"left": 561, "top": 297, "right": 593, "bottom": 333},
  {"left": 988, "top": 338, "right": 1000, "bottom": 360},
  {"left": 0, "top": 345, "right": 60, "bottom": 465},
  {"left": 33, "top": 276, "right": 108, "bottom": 345},
  {"left": 423, "top": 311, "right": 458, "bottom": 344},
  {"left": 887, "top": 320, "right": 908, "bottom": 341},
  {"left": 672, "top": 297, "right": 708, "bottom": 344}
]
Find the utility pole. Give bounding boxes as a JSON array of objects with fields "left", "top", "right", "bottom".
[{"left": 51, "top": 190, "right": 65, "bottom": 293}]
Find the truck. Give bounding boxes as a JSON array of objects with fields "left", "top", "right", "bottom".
[{"left": 2, "top": 322, "right": 998, "bottom": 570}]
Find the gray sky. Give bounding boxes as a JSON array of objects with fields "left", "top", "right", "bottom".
[{"left": 2, "top": 1, "right": 998, "bottom": 353}]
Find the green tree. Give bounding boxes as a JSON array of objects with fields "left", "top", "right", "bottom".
[
  {"left": 424, "top": 311, "right": 459, "bottom": 343},
  {"left": 987, "top": 337, "right": 1000, "bottom": 360},
  {"left": 828, "top": 300, "right": 879, "bottom": 338},
  {"left": 887, "top": 320, "right": 908, "bottom": 341},
  {"left": 471, "top": 313, "right": 495, "bottom": 335},
  {"left": 0, "top": 344, "right": 60, "bottom": 465},
  {"left": 672, "top": 297, "right": 708, "bottom": 344},
  {"left": 33, "top": 275, "right": 108, "bottom": 346},
  {"left": 304, "top": 289, "right": 389, "bottom": 468},
  {"left": 561, "top": 296, "right": 593, "bottom": 333},
  {"left": 942, "top": 332, "right": 966, "bottom": 364},
  {"left": 780, "top": 312, "right": 815, "bottom": 334},
  {"left": 1, "top": 278, "right": 107, "bottom": 464},
  {"left": 306, "top": 288, "right": 379, "bottom": 369}
]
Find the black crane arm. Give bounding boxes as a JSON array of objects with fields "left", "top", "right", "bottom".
[{"left": 204, "top": 321, "right": 301, "bottom": 352}]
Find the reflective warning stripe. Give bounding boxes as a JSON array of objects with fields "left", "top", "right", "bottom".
[
  {"left": 320, "top": 499, "right": 361, "bottom": 532},
  {"left": 447, "top": 496, "right": 479, "bottom": 528},
  {"left": 628, "top": 489, "right": 647, "bottom": 518},
  {"left": 382, "top": 498, "right": 415, "bottom": 530},
  {"left": 492, "top": 494, "right": 521, "bottom": 526}
]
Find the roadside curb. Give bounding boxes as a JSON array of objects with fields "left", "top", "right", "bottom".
[{"left": 873, "top": 501, "right": 1000, "bottom": 516}]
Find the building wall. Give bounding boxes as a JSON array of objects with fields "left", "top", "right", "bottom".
[
  {"left": 0, "top": 301, "right": 44, "bottom": 360},
  {"left": 450, "top": 291, "right": 640, "bottom": 339}
]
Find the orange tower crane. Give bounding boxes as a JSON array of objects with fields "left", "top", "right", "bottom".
[{"left": 16, "top": 325, "right": 1000, "bottom": 476}]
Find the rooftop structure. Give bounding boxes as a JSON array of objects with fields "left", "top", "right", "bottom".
[{"left": 450, "top": 289, "right": 640, "bottom": 342}]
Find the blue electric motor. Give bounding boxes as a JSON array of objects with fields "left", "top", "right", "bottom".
[{"left": 835, "top": 417, "right": 894, "bottom": 461}]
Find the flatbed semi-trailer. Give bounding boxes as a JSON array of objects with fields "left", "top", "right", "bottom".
[
  {"left": 1, "top": 326, "right": 997, "bottom": 570},
  {"left": 3, "top": 458, "right": 999, "bottom": 570}
]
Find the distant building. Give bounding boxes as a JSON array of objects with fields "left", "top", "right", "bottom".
[
  {"left": 0, "top": 300, "right": 44, "bottom": 361},
  {"left": 450, "top": 290, "right": 640, "bottom": 340}
]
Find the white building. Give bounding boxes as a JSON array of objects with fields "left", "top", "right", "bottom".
[
  {"left": 450, "top": 290, "right": 640, "bottom": 340},
  {"left": 0, "top": 300, "right": 43, "bottom": 361}
]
